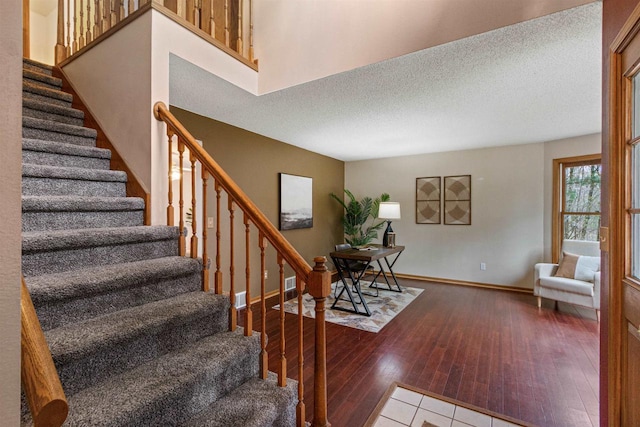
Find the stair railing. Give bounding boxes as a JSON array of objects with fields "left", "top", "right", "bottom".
[
  {"left": 153, "top": 102, "right": 331, "bottom": 427},
  {"left": 54, "top": 0, "right": 257, "bottom": 67},
  {"left": 21, "top": 277, "right": 69, "bottom": 427}
]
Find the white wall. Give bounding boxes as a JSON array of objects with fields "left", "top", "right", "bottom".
[
  {"left": 542, "top": 133, "right": 601, "bottom": 260},
  {"left": 0, "top": 0, "right": 23, "bottom": 423},
  {"left": 63, "top": 11, "right": 153, "bottom": 200},
  {"left": 30, "top": 7, "right": 56, "bottom": 65},
  {"left": 345, "top": 135, "right": 601, "bottom": 289},
  {"left": 62, "top": 9, "right": 258, "bottom": 225}
]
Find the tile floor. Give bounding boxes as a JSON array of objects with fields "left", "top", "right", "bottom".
[{"left": 373, "top": 386, "right": 524, "bottom": 427}]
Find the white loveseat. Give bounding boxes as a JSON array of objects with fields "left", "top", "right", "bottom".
[{"left": 534, "top": 240, "right": 601, "bottom": 321}]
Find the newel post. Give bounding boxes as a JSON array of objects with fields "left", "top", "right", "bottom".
[
  {"left": 308, "top": 257, "right": 332, "bottom": 427},
  {"left": 55, "top": 0, "right": 66, "bottom": 63}
]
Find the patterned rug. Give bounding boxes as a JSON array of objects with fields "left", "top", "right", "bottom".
[{"left": 277, "top": 281, "right": 423, "bottom": 333}]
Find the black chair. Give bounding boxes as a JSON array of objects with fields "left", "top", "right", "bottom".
[{"left": 332, "top": 244, "right": 378, "bottom": 301}]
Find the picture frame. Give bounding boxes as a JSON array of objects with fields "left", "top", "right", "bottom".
[
  {"left": 279, "top": 173, "right": 313, "bottom": 230},
  {"left": 444, "top": 175, "right": 471, "bottom": 225},
  {"left": 416, "top": 176, "right": 441, "bottom": 224}
]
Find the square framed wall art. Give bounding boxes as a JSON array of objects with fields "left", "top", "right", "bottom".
[
  {"left": 444, "top": 175, "right": 471, "bottom": 225},
  {"left": 279, "top": 173, "right": 313, "bottom": 230},
  {"left": 416, "top": 176, "right": 441, "bottom": 224}
]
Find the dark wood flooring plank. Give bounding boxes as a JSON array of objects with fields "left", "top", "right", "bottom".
[{"left": 260, "top": 279, "right": 599, "bottom": 427}]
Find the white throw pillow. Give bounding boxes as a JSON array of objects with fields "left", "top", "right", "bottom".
[{"left": 574, "top": 256, "right": 600, "bottom": 282}]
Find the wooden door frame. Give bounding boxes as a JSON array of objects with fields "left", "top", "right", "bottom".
[
  {"left": 608, "top": 3, "right": 640, "bottom": 425},
  {"left": 23, "top": 0, "right": 29, "bottom": 58}
]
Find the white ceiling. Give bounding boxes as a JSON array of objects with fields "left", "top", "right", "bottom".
[{"left": 170, "top": 2, "right": 602, "bottom": 162}]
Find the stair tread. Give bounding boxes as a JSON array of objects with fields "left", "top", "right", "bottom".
[
  {"left": 23, "top": 116, "right": 96, "bottom": 138},
  {"left": 22, "top": 225, "right": 179, "bottom": 253},
  {"left": 63, "top": 330, "right": 260, "bottom": 426},
  {"left": 25, "top": 256, "right": 200, "bottom": 303},
  {"left": 23, "top": 80, "right": 72, "bottom": 102},
  {"left": 23, "top": 98, "right": 84, "bottom": 119},
  {"left": 22, "top": 163, "right": 127, "bottom": 182},
  {"left": 23, "top": 57, "right": 53, "bottom": 71},
  {"left": 45, "top": 290, "right": 227, "bottom": 364},
  {"left": 23, "top": 138, "right": 110, "bottom": 159},
  {"left": 22, "top": 195, "right": 144, "bottom": 212},
  {"left": 23, "top": 69, "right": 62, "bottom": 88},
  {"left": 185, "top": 373, "right": 297, "bottom": 427},
  {"left": 23, "top": 58, "right": 53, "bottom": 76}
]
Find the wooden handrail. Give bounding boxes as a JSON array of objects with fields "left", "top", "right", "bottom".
[
  {"left": 153, "top": 102, "right": 311, "bottom": 279},
  {"left": 154, "top": 101, "right": 331, "bottom": 426},
  {"left": 21, "top": 278, "right": 68, "bottom": 427}
]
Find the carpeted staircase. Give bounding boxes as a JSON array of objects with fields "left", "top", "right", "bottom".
[{"left": 20, "top": 58, "right": 296, "bottom": 426}]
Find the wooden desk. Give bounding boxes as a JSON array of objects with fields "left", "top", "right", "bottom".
[{"left": 330, "top": 245, "right": 405, "bottom": 316}]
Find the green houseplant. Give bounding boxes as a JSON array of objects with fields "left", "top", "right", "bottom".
[{"left": 330, "top": 189, "right": 390, "bottom": 246}]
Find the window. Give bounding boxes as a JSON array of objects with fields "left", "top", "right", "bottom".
[{"left": 552, "top": 154, "right": 601, "bottom": 262}]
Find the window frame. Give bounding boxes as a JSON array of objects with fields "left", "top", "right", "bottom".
[{"left": 552, "top": 153, "right": 602, "bottom": 263}]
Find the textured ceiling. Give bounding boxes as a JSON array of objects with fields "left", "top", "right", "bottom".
[{"left": 170, "top": 2, "right": 602, "bottom": 162}]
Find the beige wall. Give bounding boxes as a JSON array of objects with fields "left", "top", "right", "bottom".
[
  {"left": 63, "top": 11, "right": 153, "bottom": 197},
  {"left": 345, "top": 136, "right": 600, "bottom": 289},
  {"left": 255, "top": 0, "right": 593, "bottom": 93},
  {"left": 30, "top": 8, "right": 56, "bottom": 65},
  {"left": 170, "top": 107, "right": 344, "bottom": 296},
  {"left": 0, "top": 0, "right": 23, "bottom": 423}
]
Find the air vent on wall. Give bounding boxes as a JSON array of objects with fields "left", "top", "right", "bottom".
[
  {"left": 285, "top": 276, "right": 296, "bottom": 292},
  {"left": 235, "top": 291, "right": 246, "bottom": 309}
]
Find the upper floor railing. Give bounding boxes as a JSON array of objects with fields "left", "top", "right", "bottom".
[
  {"left": 153, "top": 102, "right": 332, "bottom": 427},
  {"left": 55, "top": 0, "right": 256, "bottom": 68}
]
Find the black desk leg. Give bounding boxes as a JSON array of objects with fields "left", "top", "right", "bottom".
[{"left": 369, "top": 252, "right": 403, "bottom": 292}]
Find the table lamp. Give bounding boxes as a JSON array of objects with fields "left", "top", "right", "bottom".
[{"left": 378, "top": 202, "right": 401, "bottom": 247}]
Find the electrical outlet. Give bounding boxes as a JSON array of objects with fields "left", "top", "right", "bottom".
[
  {"left": 207, "top": 217, "right": 214, "bottom": 228},
  {"left": 263, "top": 270, "right": 268, "bottom": 279},
  {"left": 480, "top": 262, "right": 486, "bottom": 271}
]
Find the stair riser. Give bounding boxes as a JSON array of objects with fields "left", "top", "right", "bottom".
[
  {"left": 22, "top": 238, "right": 178, "bottom": 276},
  {"left": 23, "top": 106, "right": 85, "bottom": 127},
  {"left": 23, "top": 91, "right": 72, "bottom": 108},
  {"left": 118, "top": 351, "right": 259, "bottom": 427},
  {"left": 34, "top": 271, "right": 202, "bottom": 330},
  {"left": 22, "top": 210, "right": 144, "bottom": 232},
  {"left": 22, "top": 177, "right": 125, "bottom": 197},
  {"left": 23, "top": 62, "right": 53, "bottom": 76},
  {"left": 23, "top": 127, "right": 96, "bottom": 147},
  {"left": 56, "top": 307, "right": 230, "bottom": 396},
  {"left": 23, "top": 150, "right": 110, "bottom": 170},
  {"left": 23, "top": 77, "right": 62, "bottom": 90}
]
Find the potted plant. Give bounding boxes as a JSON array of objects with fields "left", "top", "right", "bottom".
[{"left": 330, "top": 189, "right": 390, "bottom": 246}]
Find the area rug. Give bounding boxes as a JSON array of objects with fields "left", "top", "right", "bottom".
[
  {"left": 364, "top": 382, "right": 531, "bottom": 427},
  {"left": 276, "top": 281, "right": 423, "bottom": 333}
]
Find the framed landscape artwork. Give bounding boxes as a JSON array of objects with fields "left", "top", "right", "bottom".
[
  {"left": 444, "top": 175, "right": 471, "bottom": 225},
  {"left": 279, "top": 173, "right": 313, "bottom": 230},
  {"left": 416, "top": 176, "right": 441, "bottom": 224}
]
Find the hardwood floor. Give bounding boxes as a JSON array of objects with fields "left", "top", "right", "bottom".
[{"left": 255, "top": 279, "right": 600, "bottom": 427}]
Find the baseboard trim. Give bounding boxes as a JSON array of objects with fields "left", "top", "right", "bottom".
[
  {"left": 394, "top": 273, "right": 533, "bottom": 295},
  {"left": 246, "top": 272, "right": 532, "bottom": 307}
]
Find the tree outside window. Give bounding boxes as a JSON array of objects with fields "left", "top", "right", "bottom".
[
  {"left": 552, "top": 154, "right": 601, "bottom": 262},
  {"left": 563, "top": 162, "right": 601, "bottom": 241}
]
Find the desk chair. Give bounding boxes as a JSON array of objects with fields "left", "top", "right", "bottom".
[{"left": 333, "top": 243, "right": 378, "bottom": 301}]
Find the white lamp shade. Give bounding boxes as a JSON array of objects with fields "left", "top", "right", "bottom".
[{"left": 378, "top": 202, "right": 401, "bottom": 219}]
